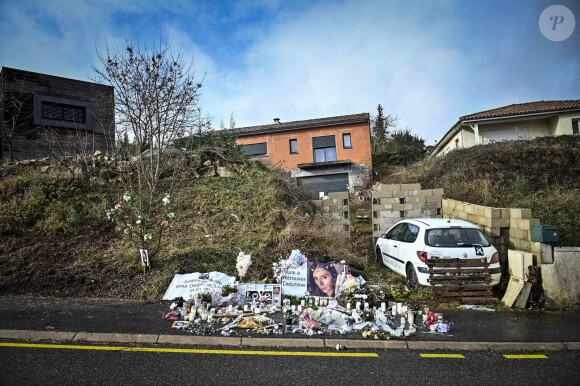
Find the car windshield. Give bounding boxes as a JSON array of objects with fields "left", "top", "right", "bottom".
[{"left": 425, "top": 228, "right": 491, "bottom": 247}]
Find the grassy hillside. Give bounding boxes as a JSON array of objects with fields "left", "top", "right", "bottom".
[
  {"left": 382, "top": 135, "right": 580, "bottom": 246},
  {"left": 0, "top": 159, "right": 357, "bottom": 299}
]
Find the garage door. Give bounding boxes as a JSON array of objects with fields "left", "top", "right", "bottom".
[{"left": 299, "top": 173, "right": 349, "bottom": 199}]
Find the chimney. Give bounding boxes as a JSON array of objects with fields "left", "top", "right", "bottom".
[{"left": 273, "top": 118, "right": 280, "bottom": 124}]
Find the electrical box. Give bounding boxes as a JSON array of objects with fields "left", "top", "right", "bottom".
[{"left": 530, "top": 225, "right": 559, "bottom": 243}]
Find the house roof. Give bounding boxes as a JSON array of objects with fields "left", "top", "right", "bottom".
[
  {"left": 460, "top": 100, "right": 580, "bottom": 121},
  {"left": 430, "top": 99, "right": 580, "bottom": 158},
  {"left": 228, "top": 113, "right": 369, "bottom": 136}
]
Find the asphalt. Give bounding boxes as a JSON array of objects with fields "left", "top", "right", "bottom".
[{"left": 0, "top": 297, "right": 579, "bottom": 351}]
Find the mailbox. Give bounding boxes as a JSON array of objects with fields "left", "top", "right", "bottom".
[{"left": 530, "top": 225, "right": 559, "bottom": 243}]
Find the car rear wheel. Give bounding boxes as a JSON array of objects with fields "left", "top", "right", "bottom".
[
  {"left": 406, "top": 263, "right": 419, "bottom": 289},
  {"left": 375, "top": 246, "right": 383, "bottom": 266}
]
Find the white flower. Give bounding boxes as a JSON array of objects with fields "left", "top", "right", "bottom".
[
  {"left": 123, "top": 192, "right": 132, "bottom": 202},
  {"left": 136, "top": 219, "right": 141, "bottom": 225}
]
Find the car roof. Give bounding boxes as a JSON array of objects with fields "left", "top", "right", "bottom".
[{"left": 403, "top": 218, "right": 481, "bottom": 228}]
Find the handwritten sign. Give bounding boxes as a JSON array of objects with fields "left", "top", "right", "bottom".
[
  {"left": 281, "top": 263, "right": 307, "bottom": 297},
  {"left": 238, "top": 284, "right": 281, "bottom": 306},
  {"left": 162, "top": 272, "right": 236, "bottom": 301}
]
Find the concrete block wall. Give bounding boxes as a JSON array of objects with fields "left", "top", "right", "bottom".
[
  {"left": 311, "top": 191, "right": 350, "bottom": 232},
  {"left": 372, "top": 183, "right": 443, "bottom": 239},
  {"left": 442, "top": 199, "right": 543, "bottom": 274}
]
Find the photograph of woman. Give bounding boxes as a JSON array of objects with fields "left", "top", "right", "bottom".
[
  {"left": 307, "top": 262, "right": 344, "bottom": 298},
  {"left": 140, "top": 249, "right": 149, "bottom": 267}
]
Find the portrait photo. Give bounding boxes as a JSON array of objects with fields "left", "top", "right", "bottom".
[
  {"left": 140, "top": 249, "right": 150, "bottom": 267},
  {"left": 307, "top": 262, "right": 345, "bottom": 298}
]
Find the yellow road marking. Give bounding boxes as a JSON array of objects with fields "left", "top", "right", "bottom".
[
  {"left": 0, "top": 343, "right": 377, "bottom": 357},
  {"left": 420, "top": 354, "right": 465, "bottom": 358},
  {"left": 504, "top": 355, "right": 548, "bottom": 359}
]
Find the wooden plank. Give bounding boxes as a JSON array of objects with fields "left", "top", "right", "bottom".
[
  {"left": 429, "top": 277, "right": 491, "bottom": 284},
  {"left": 433, "top": 291, "right": 493, "bottom": 298},
  {"left": 428, "top": 261, "right": 489, "bottom": 268},
  {"left": 428, "top": 268, "right": 491, "bottom": 274},
  {"left": 436, "top": 297, "right": 496, "bottom": 304},
  {"left": 431, "top": 285, "right": 492, "bottom": 291}
]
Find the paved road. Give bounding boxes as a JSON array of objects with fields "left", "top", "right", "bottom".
[{"left": 1, "top": 342, "right": 579, "bottom": 385}]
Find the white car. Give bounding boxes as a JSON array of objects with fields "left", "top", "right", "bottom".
[{"left": 375, "top": 218, "right": 501, "bottom": 288}]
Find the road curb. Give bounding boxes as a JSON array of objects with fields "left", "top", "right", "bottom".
[
  {"left": 486, "top": 342, "right": 566, "bottom": 351},
  {"left": 0, "top": 329, "right": 76, "bottom": 341},
  {"left": 326, "top": 339, "right": 407, "bottom": 350},
  {"left": 157, "top": 335, "right": 242, "bottom": 346},
  {"left": 564, "top": 342, "right": 580, "bottom": 351},
  {"left": 73, "top": 332, "right": 158, "bottom": 344},
  {"left": 407, "top": 341, "right": 489, "bottom": 351},
  {"left": 0, "top": 330, "right": 576, "bottom": 351},
  {"left": 241, "top": 337, "right": 325, "bottom": 348}
]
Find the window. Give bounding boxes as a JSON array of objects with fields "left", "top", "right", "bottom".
[
  {"left": 241, "top": 142, "right": 267, "bottom": 157},
  {"left": 402, "top": 224, "right": 420, "bottom": 243},
  {"left": 289, "top": 139, "right": 298, "bottom": 154},
  {"left": 34, "top": 94, "right": 93, "bottom": 130},
  {"left": 312, "top": 135, "right": 337, "bottom": 163},
  {"left": 342, "top": 133, "right": 352, "bottom": 149},
  {"left": 42, "top": 102, "right": 86, "bottom": 123},
  {"left": 573, "top": 119, "right": 579, "bottom": 135},
  {"left": 385, "top": 223, "right": 406, "bottom": 241},
  {"left": 425, "top": 228, "right": 491, "bottom": 247},
  {"left": 314, "top": 147, "right": 337, "bottom": 162}
]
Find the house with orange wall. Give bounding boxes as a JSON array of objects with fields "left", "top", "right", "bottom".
[{"left": 232, "top": 113, "right": 372, "bottom": 198}]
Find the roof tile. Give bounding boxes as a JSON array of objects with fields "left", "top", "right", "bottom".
[
  {"left": 229, "top": 113, "right": 369, "bottom": 135},
  {"left": 460, "top": 100, "right": 580, "bottom": 120}
]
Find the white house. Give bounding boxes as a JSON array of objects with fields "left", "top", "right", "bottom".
[{"left": 431, "top": 100, "right": 580, "bottom": 157}]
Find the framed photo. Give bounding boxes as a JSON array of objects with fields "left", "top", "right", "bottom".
[
  {"left": 172, "top": 321, "right": 190, "bottom": 328},
  {"left": 140, "top": 249, "right": 150, "bottom": 267}
]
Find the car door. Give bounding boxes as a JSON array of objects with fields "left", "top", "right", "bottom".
[
  {"left": 380, "top": 223, "right": 406, "bottom": 271},
  {"left": 395, "top": 223, "right": 421, "bottom": 273}
]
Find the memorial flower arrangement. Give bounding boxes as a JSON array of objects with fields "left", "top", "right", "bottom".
[
  {"left": 236, "top": 252, "right": 252, "bottom": 278},
  {"left": 272, "top": 249, "right": 308, "bottom": 283}
]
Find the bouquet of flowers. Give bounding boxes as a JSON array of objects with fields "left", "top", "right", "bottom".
[{"left": 236, "top": 252, "right": 252, "bottom": 277}]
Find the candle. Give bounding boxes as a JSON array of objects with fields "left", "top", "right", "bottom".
[
  {"left": 191, "top": 309, "right": 197, "bottom": 319},
  {"left": 210, "top": 308, "right": 215, "bottom": 315},
  {"left": 397, "top": 303, "right": 402, "bottom": 314},
  {"left": 408, "top": 313, "right": 414, "bottom": 326},
  {"left": 298, "top": 305, "right": 303, "bottom": 312},
  {"left": 422, "top": 314, "right": 428, "bottom": 321},
  {"left": 243, "top": 305, "right": 249, "bottom": 312},
  {"left": 381, "top": 302, "right": 387, "bottom": 312},
  {"left": 301, "top": 300, "right": 306, "bottom": 306},
  {"left": 291, "top": 305, "right": 296, "bottom": 312},
  {"left": 402, "top": 305, "right": 408, "bottom": 313},
  {"left": 200, "top": 313, "right": 207, "bottom": 321},
  {"left": 364, "top": 302, "right": 369, "bottom": 310},
  {"left": 347, "top": 303, "right": 351, "bottom": 310},
  {"left": 207, "top": 314, "right": 213, "bottom": 322},
  {"left": 424, "top": 307, "right": 429, "bottom": 315},
  {"left": 392, "top": 305, "right": 397, "bottom": 315},
  {"left": 227, "top": 305, "right": 233, "bottom": 313},
  {"left": 356, "top": 301, "right": 361, "bottom": 311}
]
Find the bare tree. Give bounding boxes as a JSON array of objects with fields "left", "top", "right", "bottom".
[
  {"left": 91, "top": 38, "right": 206, "bottom": 196},
  {"left": 0, "top": 80, "right": 36, "bottom": 161}
]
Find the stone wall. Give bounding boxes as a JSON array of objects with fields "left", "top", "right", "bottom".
[
  {"left": 541, "top": 247, "right": 580, "bottom": 309},
  {"left": 311, "top": 191, "right": 350, "bottom": 233},
  {"left": 372, "top": 183, "right": 443, "bottom": 239},
  {"left": 442, "top": 199, "right": 546, "bottom": 276}
]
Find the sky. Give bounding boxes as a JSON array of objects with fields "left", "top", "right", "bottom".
[{"left": 1, "top": 0, "right": 579, "bottom": 144}]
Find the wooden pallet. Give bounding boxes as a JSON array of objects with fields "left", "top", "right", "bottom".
[{"left": 427, "top": 258, "right": 495, "bottom": 303}]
